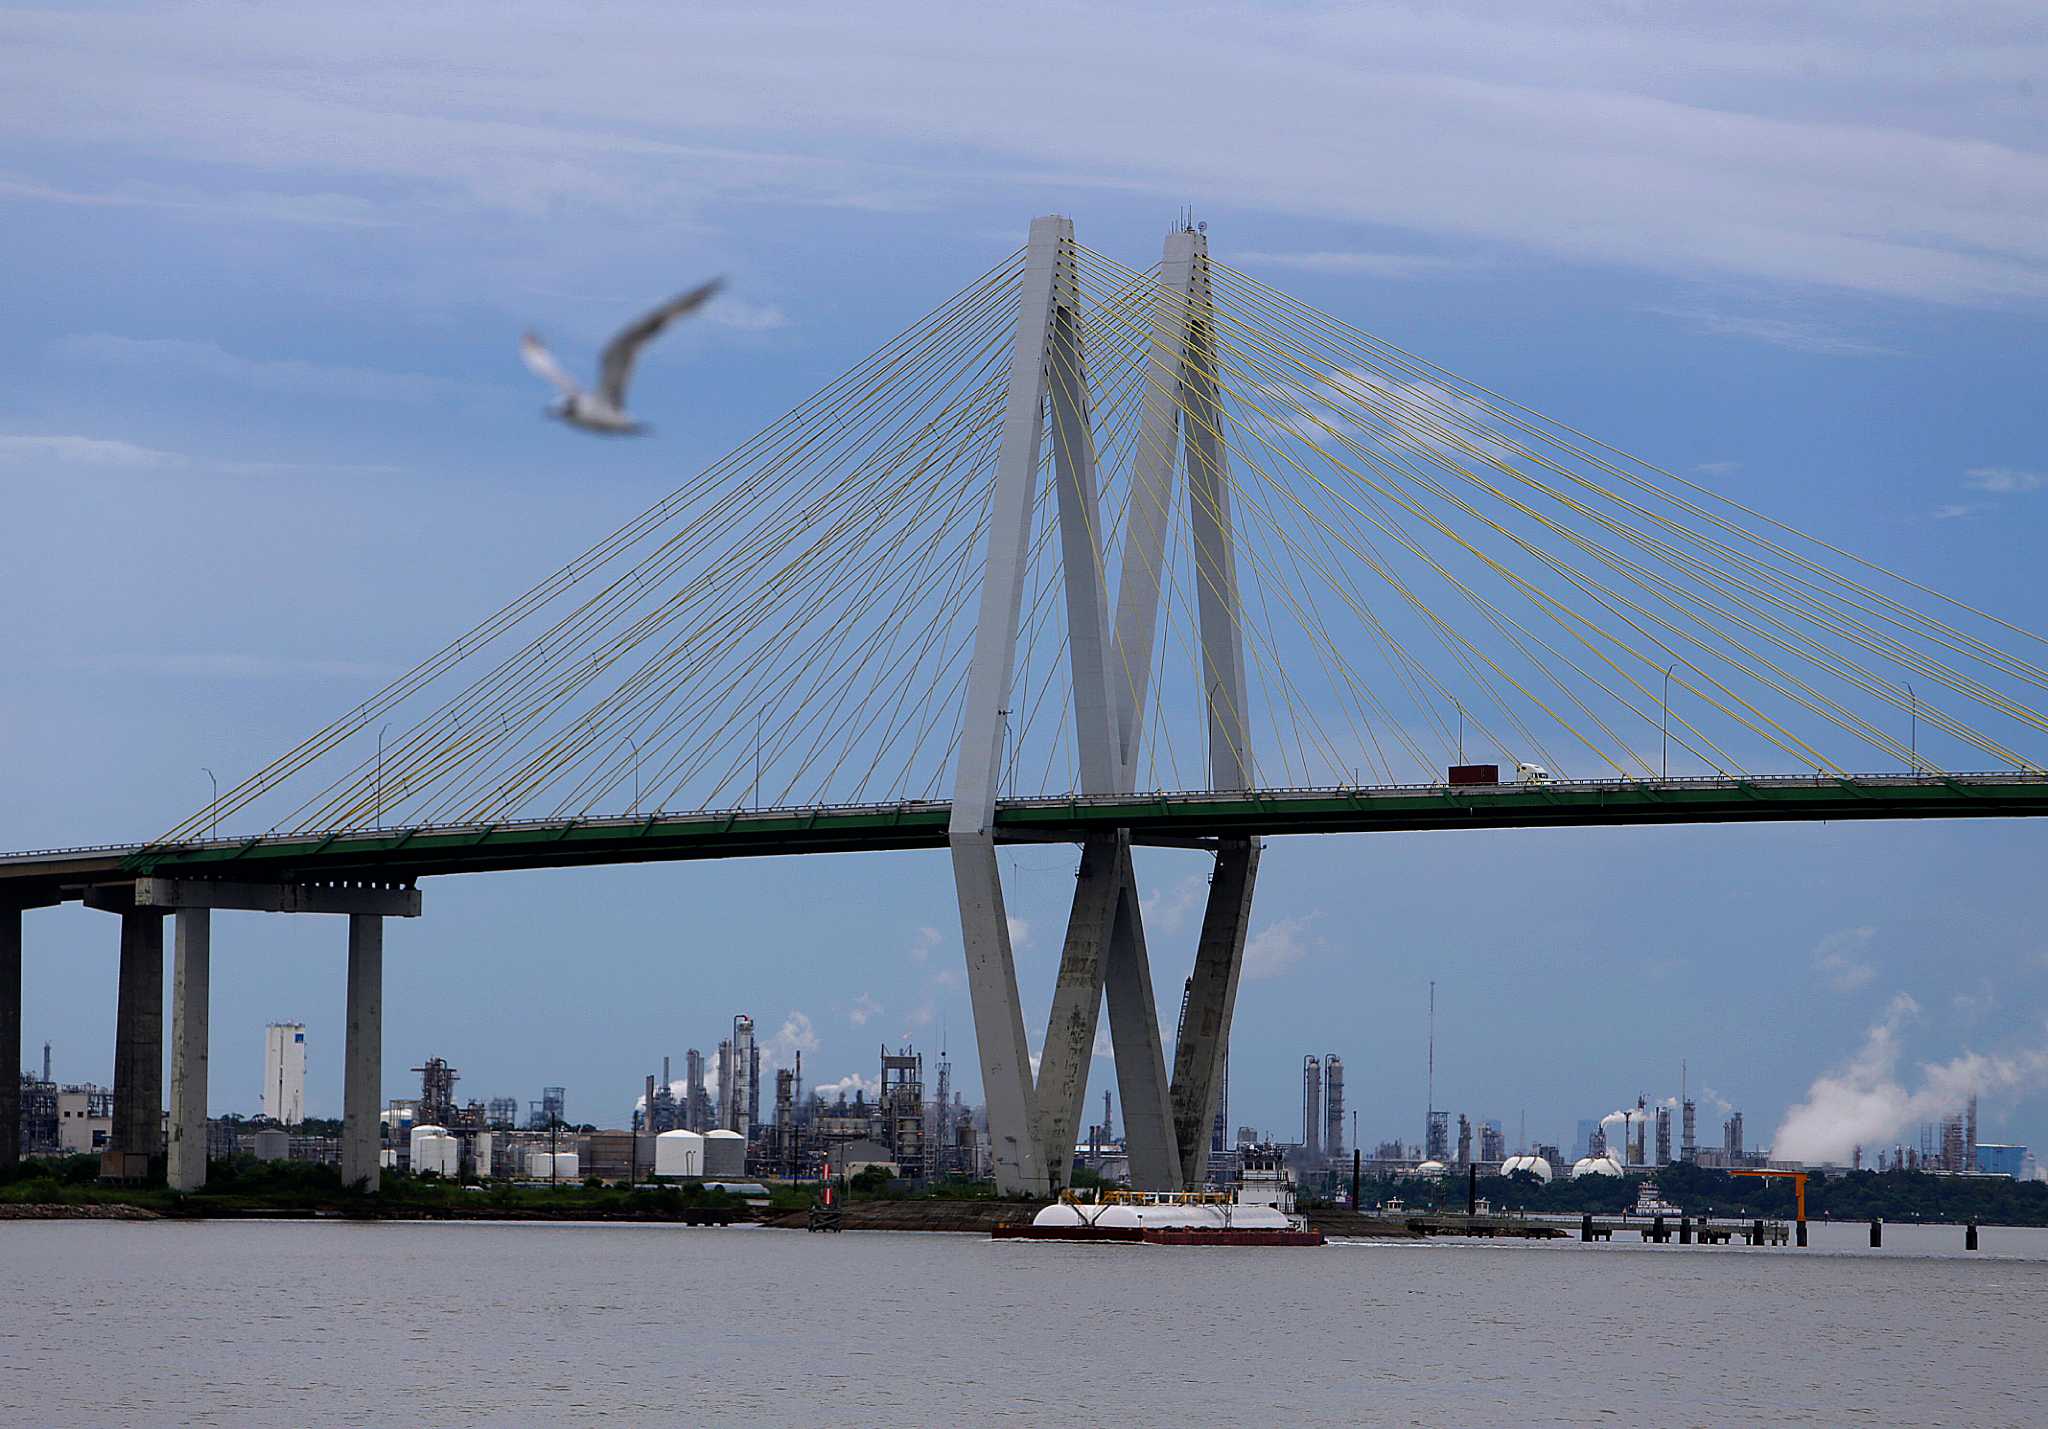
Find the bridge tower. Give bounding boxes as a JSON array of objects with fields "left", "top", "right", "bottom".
[{"left": 950, "top": 216, "right": 1258, "bottom": 1195}]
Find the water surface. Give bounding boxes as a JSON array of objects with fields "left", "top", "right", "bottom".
[{"left": 2, "top": 1219, "right": 2042, "bottom": 1425}]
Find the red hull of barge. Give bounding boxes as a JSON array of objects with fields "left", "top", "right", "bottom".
[{"left": 992, "top": 1224, "right": 1324, "bottom": 1246}]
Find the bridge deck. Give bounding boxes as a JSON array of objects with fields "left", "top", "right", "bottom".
[{"left": 5, "top": 773, "right": 2045, "bottom": 906}]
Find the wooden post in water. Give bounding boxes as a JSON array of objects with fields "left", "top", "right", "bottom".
[
  {"left": 1466, "top": 1164, "right": 1477, "bottom": 1218},
  {"left": 1350, "top": 1148, "right": 1360, "bottom": 1212},
  {"left": 1580, "top": 1212, "right": 1593, "bottom": 1242},
  {"left": 1870, "top": 1217, "right": 1882, "bottom": 1248},
  {"left": 1679, "top": 1215, "right": 1692, "bottom": 1245},
  {"left": 1966, "top": 1220, "right": 1979, "bottom": 1252}
]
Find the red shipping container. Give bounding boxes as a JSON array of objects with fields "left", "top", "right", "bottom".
[{"left": 1447, "top": 764, "right": 1500, "bottom": 786}]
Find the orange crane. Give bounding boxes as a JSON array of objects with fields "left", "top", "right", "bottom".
[{"left": 1728, "top": 1168, "right": 1808, "bottom": 1245}]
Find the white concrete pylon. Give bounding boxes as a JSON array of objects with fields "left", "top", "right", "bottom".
[
  {"left": 952, "top": 218, "right": 1255, "bottom": 1195},
  {"left": 167, "top": 908, "right": 210, "bottom": 1191},
  {"left": 948, "top": 215, "right": 1077, "bottom": 1196}
]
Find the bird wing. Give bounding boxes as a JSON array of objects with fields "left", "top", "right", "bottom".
[
  {"left": 520, "top": 333, "right": 581, "bottom": 396},
  {"left": 597, "top": 277, "right": 725, "bottom": 408}
]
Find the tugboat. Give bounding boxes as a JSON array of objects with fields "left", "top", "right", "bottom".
[
  {"left": 995, "top": 1145, "right": 1324, "bottom": 1245},
  {"left": 1626, "top": 1179, "right": 1684, "bottom": 1219}
]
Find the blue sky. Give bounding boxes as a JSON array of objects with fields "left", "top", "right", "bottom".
[{"left": 4, "top": 1, "right": 2046, "bottom": 1160}]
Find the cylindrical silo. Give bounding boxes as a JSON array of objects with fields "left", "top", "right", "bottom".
[
  {"left": 552, "top": 1152, "right": 580, "bottom": 1181},
  {"left": 703, "top": 1129, "right": 746, "bottom": 1178},
  {"left": 656, "top": 1129, "right": 705, "bottom": 1178},
  {"left": 409, "top": 1125, "right": 449, "bottom": 1173}
]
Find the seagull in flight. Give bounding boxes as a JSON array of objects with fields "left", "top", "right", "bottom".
[{"left": 520, "top": 278, "right": 725, "bottom": 434}]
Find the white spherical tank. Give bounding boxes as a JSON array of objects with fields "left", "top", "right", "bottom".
[
  {"left": 655, "top": 1129, "right": 705, "bottom": 1178},
  {"left": 1501, "top": 1154, "right": 1554, "bottom": 1184},
  {"left": 1571, "top": 1154, "right": 1623, "bottom": 1178},
  {"left": 1414, "top": 1159, "right": 1448, "bottom": 1177},
  {"left": 703, "top": 1129, "right": 746, "bottom": 1179}
]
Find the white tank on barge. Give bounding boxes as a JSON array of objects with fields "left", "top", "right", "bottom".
[{"left": 996, "top": 1145, "right": 1323, "bottom": 1245}]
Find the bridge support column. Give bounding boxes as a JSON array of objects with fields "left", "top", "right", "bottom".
[
  {"left": 1169, "top": 836, "right": 1260, "bottom": 1187},
  {"left": 341, "top": 913, "right": 383, "bottom": 1192},
  {"left": 1104, "top": 851, "right": 1181, "bottom": 1190},
  {"left": 167, "top": 908, "right": 210, "bottom": 1192},
  {"left": 1035, "top": 833, "right": 1118, "bottom": 1187},
  {"left": 107, "top": 909, "right": 165, "bottom": 1181},
  {"left": 1, "top": 907, "right": 18, "bottom": 1174},
  {"left": 951, "top": 838, "right": 1046, "bottom": 1195}
]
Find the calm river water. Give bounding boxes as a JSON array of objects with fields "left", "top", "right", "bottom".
[{"left": 3, "top": 1219, "right": 2043, "bottom": 1426}]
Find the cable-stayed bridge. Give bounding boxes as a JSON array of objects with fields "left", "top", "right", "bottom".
[{"left": 9, "top": 215, "right": 2048, "bottom": 1196}]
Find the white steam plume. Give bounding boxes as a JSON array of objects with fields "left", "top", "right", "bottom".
[{"left": 1772, "top": 994, "right": 2048, "bottom": 1163}]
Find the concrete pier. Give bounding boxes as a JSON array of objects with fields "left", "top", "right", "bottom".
[
  {"left": 1168, "top": 837, "right": 1259, "bottom": 1187},
  {"left": 340, "top": 913, "right": 383, "bottom": 1191},
  {"left": 1, "top": 907, "right": 18, "bottom": 1175},
  {"left": 106, "top": 910, "right": 165, "bottom": 1180},
  {"left": 167, "top": 908, "right": 210, "bottom": 1191}
]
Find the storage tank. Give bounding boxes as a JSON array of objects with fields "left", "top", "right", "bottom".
[
  {"left": 703, "top": 1128, "right": 746, "bottom": 1178},
  {"left": 420, "top": 1133, "right": 461, "bottom": 1177},
  {"left": 251, "top": 1128, "right": 289, "bottom": 1162},
  {"left": 526, "top": 1148, "right": 557, "bottom": 1178},
  {"left": 470, "top": 1132, "right": 494, "bottom": 1178},
  {"left": 409, "top": 1124, "right": 448, "bottom": 1170},
  {"left": 551, "top": 1152, "right": 580, "bottom": 1181},
  {"left": 656, "top": 1129, "right": 705, "bottom": 1178}
]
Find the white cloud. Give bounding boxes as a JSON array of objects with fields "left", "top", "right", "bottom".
[
  {"left": 707, "top": 297, "right": 791, "bottom": 332},
  {"left": 1693, "top": 460, "right": 1742, "bottom": 476},
  {"left": 814, "top": 1072, "right": 877, "bottom": 1100},
  {"left": 1930, "top": 503, "right": 1983, "bottom": 521},
  {"left": 1140, "top": 874, "right": 1205, "bottom": 938},
  {"left": 54, "top": 333, "right": 493, "bottom": 405},
  {"left": 1772, "top": 993, "right": 2048, "bottom": 1163},
  {"left": 63, "top": 651, "right": 392, "bottom": 680},
  {"left": 0, "top": 173, "right": 392, "bottom": 228},
  {"left": 0, "top": 432, "right": 182, "bottom": 469},
  {"left": 1963, "top": 466, "right": 2047, "bottom": 494},
  {"left": 1648, "top": 307, "right": 1899, "bottom": 357},
  {"left": 4, "top": 5, "right": 2046, "bottom": 304},
  {"left": 1812, "top": 926, "right": 1877, "bottom": 993},
  {"left": 847, "top": 992, "right": 881, "bottom": 1027},
  {"left": 765, "top": 1009, "right": 818, "bottom": 1067},
  {"left": 1234, "top": 250, "right": 1483, "bottom": 280},
  {"left": 906, "top": 926, "right": 942, "bottom": 964},
  {"left": 1243, "top": 915, "right": 1313, "bottom": 981}
]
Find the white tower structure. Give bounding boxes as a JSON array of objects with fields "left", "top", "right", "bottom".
[
  {"left": 950, "top": 216, "right": 1257, "bottom": 1196},
  {"left": 728, "top": 1014, "right": 757, "bottom": 1136},
  {"left": 263, "top": 1022, "right": 307, "bottom": 1125}
]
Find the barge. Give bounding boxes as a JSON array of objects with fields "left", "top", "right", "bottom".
[{"left": 994, "top": 1146, "right": 1325, "bottom": 1246}]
